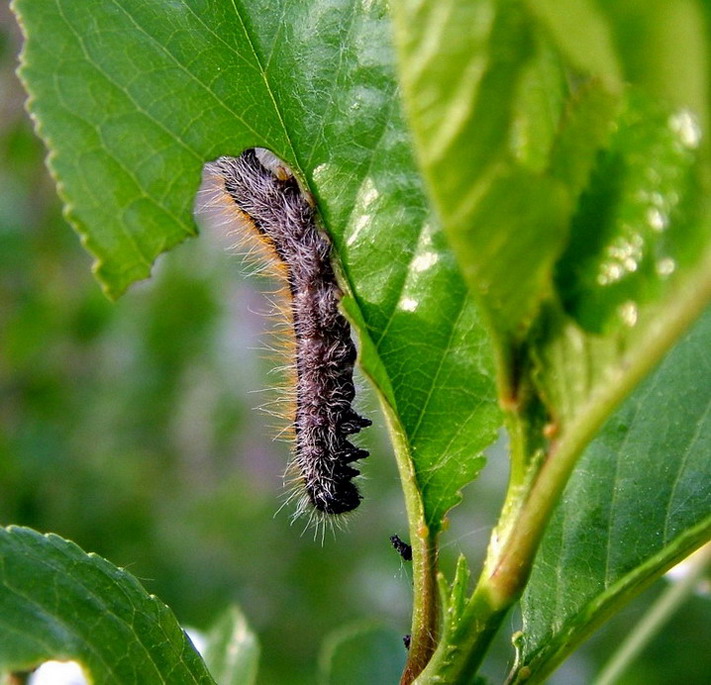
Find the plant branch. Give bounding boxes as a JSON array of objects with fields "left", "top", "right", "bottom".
[
  {"left": 381, "top": 402, "right": 439, "bottom": 684},
  {"left": 488, "top": 260, "right": 711, "bottom": 610}
]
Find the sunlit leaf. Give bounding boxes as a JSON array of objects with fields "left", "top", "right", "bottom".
[{"left": 0, "top": 526, "right": 213, "bottom": 683}]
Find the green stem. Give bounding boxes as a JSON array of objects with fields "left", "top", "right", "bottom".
[
  {"left": 381, "top": 402, "right": 439, "bottom": 684},
  {"left": 594, "top": 543, "right": 711, "bottom": 685},
  {"left": 419, "top": 586, "right": 510, "bottom": 683}
]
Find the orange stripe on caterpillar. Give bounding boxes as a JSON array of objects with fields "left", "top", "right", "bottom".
[{"left": 197, "top": 148, "right": 371, "bottom": 517}]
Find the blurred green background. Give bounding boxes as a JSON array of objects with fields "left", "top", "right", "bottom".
[{"left": 2, "top": 7, "right": 710, "bottom": 684}]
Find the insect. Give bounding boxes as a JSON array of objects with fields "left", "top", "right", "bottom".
[
  {"left": 196, "top": 148, "right": 371, "bottom": 521},
  {"left": 389, "top": 534, "right": 413, "bottom": 561}
]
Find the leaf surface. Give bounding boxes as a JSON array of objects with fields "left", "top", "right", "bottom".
[
  {"left": 0, "top": 526, "right": 213, "bottom": 683},
  {"left": 515, "top": 306, "right": 711, "bottom": 682},
  {"left": 390, "top": 3, "right": 711, "bottom": 678},
  {"left": 202, "top": 606, "right": 259, "bottom": 685},
  {"left": 12, "top": 0, "right": 501, "bottom": 535},
  {"left": 391, "top": 0, "right": 711, "bottom": 414},
  {"left": 390, "top": 0, "right": 711, "bottom": 529},
  {"left": 319, "top": 623, "right": 406, "bottom": 685}
]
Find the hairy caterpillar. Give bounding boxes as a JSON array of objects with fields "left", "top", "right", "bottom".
[{"left": 196, "top": 148, "right": 371, "bottom": 519}]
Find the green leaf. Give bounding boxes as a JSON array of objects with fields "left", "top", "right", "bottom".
[
  {"left": 318, "top": 623, "right": 406, "bottom": 685},
  {"left": 554, "top": 92, "right": 705, "bottom": 335},
  {"left": 0, "top": 526, "right": 213, "bottom": 683},
  {"left": 515, "top": 305, "right": 711, "bottom": 682},
  {"left": 522, "top": 0, "right": 623, "bottom": 93},
  {"left": 528, "top": 81, "right": 711, "bottom": 442},
  {"left": 13, "top": 0, "right": 501, "bottom": 538},
  {"left": 391, "top": 0, "right": 711, "bottom": 403},
  {"left": 526, "top": 1, "right": 709, "bottom": 133},
  {"left": 390, "top": 0, "right": 711, "bottom": 565},
  {"left": 390, "top": 0, "right": 572, "bottom": 344},
  {"left": 390, "top": 2, "right": 711, "bottom": 678},
  {"left": 202, "top": 607, "right": 259, "bottom": 685},
  {"left": 438, "top": 554, "right": 472, "bottom": 640}
]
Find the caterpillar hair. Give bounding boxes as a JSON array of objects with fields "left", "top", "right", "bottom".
[{"left": 196, "top": 148, "right": 371, "bottom": 520}]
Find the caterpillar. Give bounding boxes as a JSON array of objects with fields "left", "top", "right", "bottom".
[{"left": 196, "top": 148, "right": 371, "bottom": 519}]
